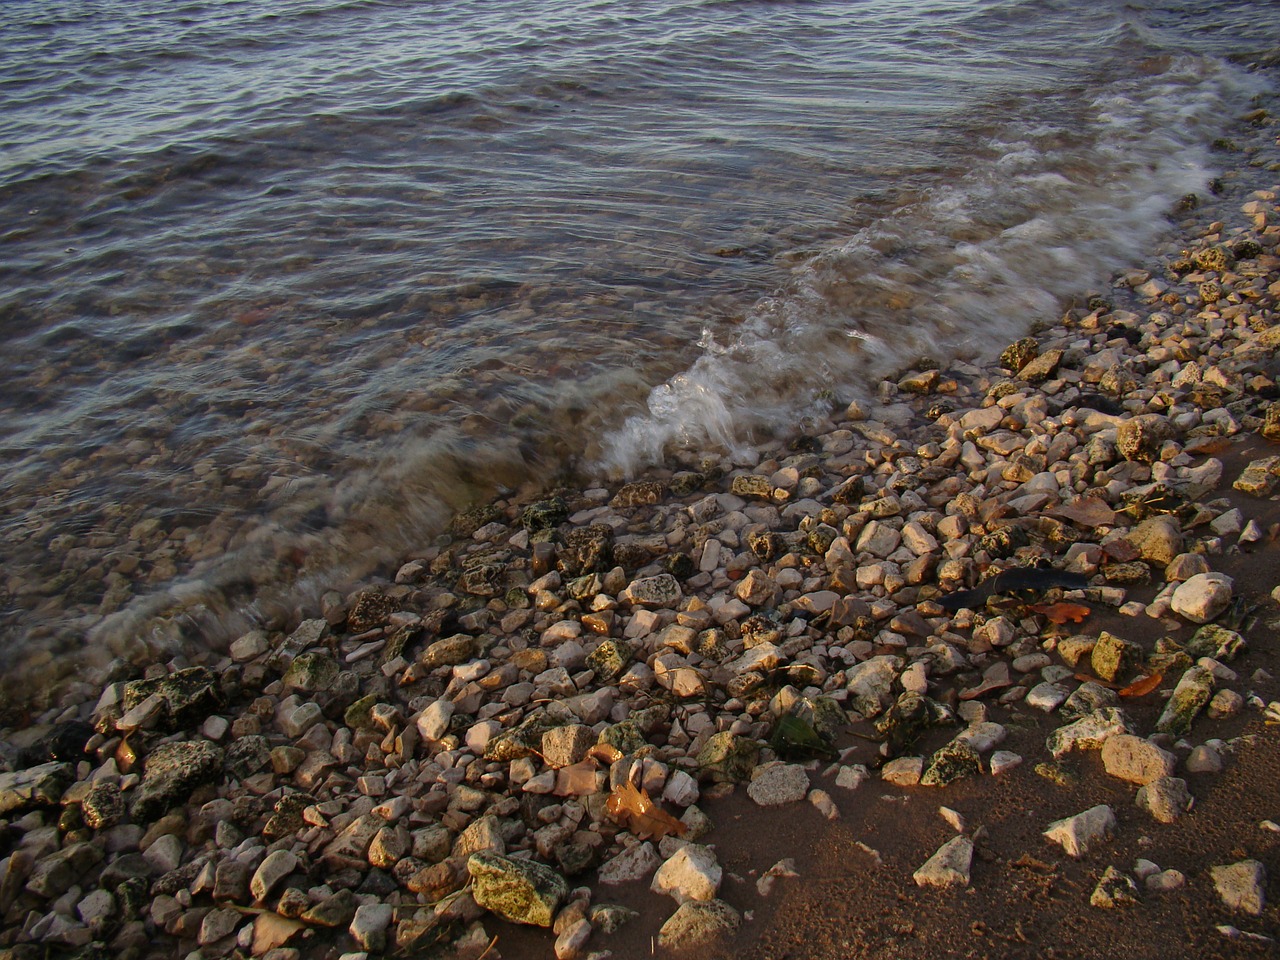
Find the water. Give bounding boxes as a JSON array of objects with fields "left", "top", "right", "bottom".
[{"left": 1, "top": 0, "right": 1277, "bottom": 710}]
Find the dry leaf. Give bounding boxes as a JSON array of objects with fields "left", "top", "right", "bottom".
[
  {"left": 605, "top": 781, "right": 687, "bottom": 841},
  {"left": 587, "top": 743, "right": 623, "bottom": 764},
  {"left": 1028, "top": 601, "right": 1091, "bottom": 624},
  {"left": 1048, "top": 497, "right": 1116, "bottom": 528},
  {"left": 1119, "top": 672, "right": 1164, "bottom": 697},
  {"left": 554, "top": 759, "right": 604, "bottom": 797}
]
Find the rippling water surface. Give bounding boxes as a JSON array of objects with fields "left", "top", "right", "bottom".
[{"left": 1, "top": 0, "right": 1278, "bottom": 708}]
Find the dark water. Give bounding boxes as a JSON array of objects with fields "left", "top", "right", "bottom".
[{"left": 1, "top": 0, "right": 1277, "bottom": 708}]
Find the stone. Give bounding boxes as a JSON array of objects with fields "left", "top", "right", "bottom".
[
  {"left": 1090, "top": 866, "right": 1140, "bottom": 908},
  {"left": 1171, "top": 573, "right": 1234, "bottom": 624},
  {"left": 282, "top": 651, "right": 339, "bottom": 693},
  {"left": 735, "top": 570, "right": 778, "bottom": 607},
  {"left": 416, "top": 699, "right": 455, "bottom": 742},
  {"left": 1126, "top": 516, "right": 1183, "bottom": 566},
  {"left": 24, "top": 841, "right": 103, "bottom": 898},
  {"left": 1186, "top": 743, "right": 1224, "bottom": 774},
  {"left": 845, "top": 655, "right": 902, "bottom": 720},
  {"left": 746, "top": 763, "right": 809, "bottom": 806},
  {"left": 251, "top": 849, "right": 298, "bottom": 902},
  {"left": 121, "top": 666, "right": 222, "bottom": 732},
  {"left": 1156, "top": 666, "right": 1215, "bottom": 736},
  {"left": 651, "top": 843, "right": 722, "bottom": 903},
  {"left": 913, "top": 836, "right": 973, "bottom": 888},
  {"left": 1211, "top": 860, "right": 1266, "bottom": 915},
  {"left": 881, "top": 757, "right": 924, "bottom": 786},
  {"left": 697, "top": 732, "right": 759, "bottom": 783},
  {"left": 302, "top": 888, "right": 359, "bottom": 927},
  {"left": 0, "top": 762, "right": 74, "bottom": 815},
  {"left": 199, "top": 906, "right": 242, "bottom": 945},
  {"left": 1233, "top": 456, "right": 1280, "bottom": 496},
  {"left": 920, "top": 740, "right": 982, "bottom": 787},
  {"left": 542, "top": 725, "right": 595, "bottom": 768},
  {"left": 1136, "top": 776, "right": 1193, "bottom": 823},
  {"left": 131, "top": 740, "right": 225, "bottom": 822},
  {"left": 621, "top": 574, "right": 683, "bottom": 607},
  {"left": 1043, "top": 804, "right": 1116, "bottom": 857},
  {"left": 468, "top": 851, "right": 568, "bottom": 927},
  {"left": 586, "top": 640, "right": 633, "bottom": 681},
  {"left": 1046, "top": 707, "right": 1134, "bottom": 758},
  {"left": 1100, "top": 735, "right": 1176, "bottom": 785},
  {"left": 1025, "top": 682, "right": 1070, "bottom": 713},
  {"left": 420, "top": 634, "right": 477, "bottom": 669},
  {"left": 598, "top": 842, "right": 661, "bottom": 885},
  {"left": 349, "top": 902, "right": 394, "bottom": 953},
  {"left": 657, "top": 899, "right": 741, "bottom": 950},
  {"left": 1018, "top": 349, "right": 1062, "bottom": 382},
  {"left": 1116, "top": 414, "right": 1174, "bottom": 463},
  {"left": 1091, "top": 631, "right": 1143, "bottom": 683}
]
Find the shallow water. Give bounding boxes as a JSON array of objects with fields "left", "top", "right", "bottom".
[{"left": 1, "top": 0, "right": 1278, "bottom": 707}]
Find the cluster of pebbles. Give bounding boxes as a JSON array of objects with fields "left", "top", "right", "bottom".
[{"left": 5, "top": 124, "right": 1280, "bottom": 960}]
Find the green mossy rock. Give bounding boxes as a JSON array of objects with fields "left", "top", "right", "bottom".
[
  {"left": 697, "top": 731, "right": 759, "bottom": 783},
  {"left": 468, "top": 851, "right": 568, "bottom": 927}
]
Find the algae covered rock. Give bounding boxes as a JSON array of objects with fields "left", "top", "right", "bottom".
[
  {"left": 920, "top": 739, "right": 982, "bottom": 787},
  {"left": 122, "top": 666, "right": 222, "bottom": 732},
  {"left": 657, "top": 898, "right": 742, "bottom": 950},
  {"left": 468, "top": 851, "right": 568, "bottom": 927},
  {"left": 1116, "top": 414, "right": 1174, "bottom": 463},
  {"left": 1047, "top": 707, "right": 1133, "bottom": 758},
  {"left": 131, "top": 739, "right": 225, "bottom": 821},
  {"left": 1155, "top": 666, "right": 1215, "bottom": 736},
  {"left": 697, "top": 731, "right": 759, "bottom": 783},
  {"left": 1233, "top": 456, "right": 1280, "bottom": 496},
  {"left": 999, "top": 337, "right": 1039, "bottom": 373},
  {"left": 1185, "top": 624, "right": 1245, "bottom": 661},
  {"left": 522, "top": 497, "right": 569, "bottom": 533},
  {"left": 1090, "top": 866, "right": 1140, "bottom": 908},
  {"left": 1090, "top": 631, "right": 1144, "bottom": 684},
  {"left": 282, "top": 651, "right": 339, "bottom": 693},
  {"left": 585, "top": 638, "right": 634, "bottom": 682}
]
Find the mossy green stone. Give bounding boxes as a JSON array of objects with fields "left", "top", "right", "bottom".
[
  {"left": 1091, "top": 631, "right": 1143, "bottom": 684},
  {"left": 468, "top": 851, "right": 568, "bottom": 927},
  {"left": 1156, "top": 666, "right": 1215, "bottom": 737},
  {"left": 696, "top": 731, "right": 759, "bottom": 783},
  {"left": 598, "top": 719, "right": 647, "bottom": 756},
  {"left": 1186, "top": 625, "right": 1246, "bottom": 661},
  {"left": 283, "top": 651, "right": 339, "bottom": 692},
  {"left": 585, "top": 639, "right": 633, "bottom": 682},
  {"left": 343, "top": 694, "right": 380, "bottom": 732},
  {"left": 920, "top": 739, "right": 982, "bottom": 787}
]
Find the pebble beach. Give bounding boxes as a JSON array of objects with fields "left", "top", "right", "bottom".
[{"left": 5, "top": 82, "right": 1280, "bottom": 960}]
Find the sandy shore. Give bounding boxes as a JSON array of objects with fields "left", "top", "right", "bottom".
[{"left": 3, "top": 85, "right": 1280, "bottom": 960}]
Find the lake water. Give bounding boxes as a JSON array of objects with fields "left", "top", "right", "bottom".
[{"left": 1, "top": 0, "right": 1277, "bottom": 710}]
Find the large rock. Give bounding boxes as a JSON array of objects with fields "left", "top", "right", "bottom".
[
  {"left": 598, "top": 842, "right": 660, "bottom": 885},
  {"left": 920, "top": 740, "right": 982, "bottom": 787},
  {"left": 1170, "top": 573, "right": 1233, "bottom": 623},
  {"left": 1210, "top": 860, "right": 1266, "bottom": 916},
  {"left": 913, "top": 836, "right": 973, "bottom": 888},
  {"left": 0, "top": 762, "right": 73, "bottom": 815},
  {"left": 121, "top": 667, "right": 221, "bottom": 732},
  {"left": 130, "top": 740, "right": 224, "bottom": 822},
  {"left": 1155, "top": 666, "right": 1215, "bottom": 736},
  {"left": 1046, "top": 707, "right": 1133, "bottom": 758},
  {"left": 746, "top": 763, "right": 809, "bottom": 806},
  {"left": 1090, "top": 631, "right": 1143, "bottom": 684},
  {"left": 1100, "top": 735, "right": 1176, "bottom": 785},
  {"left": 657, "top": 899, "right": 741, "bottom": 950},
  {"left": 1135, "top": 776, "right": 1193, "bottom": 823},
  {"left": 1116, "top": 414, "right": 1174, "bottom": 463},
  {"left": 1125, "top": 516, "right": 1183, "bottom": 566},
  {"left": 1043, "top": 804, "right": 1115, "bottom": 858},
  {"left": 845, "top": 656, "right": 902, "bottom": 720},
  {"left": 281, "top": 652, "right": 339, "bottom": 693},
  {"left": 468, "top": 851, "right": 568, "bottom": 927},
  {"left": 651, "top": 844, "right": 722, "bottom": 903},
  {"left": 620, "top": 574, "right": 683, "bottom": 608}
]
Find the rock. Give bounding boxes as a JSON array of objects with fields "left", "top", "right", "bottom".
[
  {"left": 541, "top": 725, "right": 595, "bottom": 768},
  {"left": 420, "top": 634, "right": 477, "bottom": 669},
  {"left": 1126, "top": 516, "right": 1183, "bottom": 566},
  {"left": 881, "top": 757, "right": 924, "bottom": 786},
  {"left": 131, "top": 740, "right": 224, "bottom": 821},
  {"left": 1043, "top": 804, "right": 1116, "bottom": 858},
  {"left": 657, "top": 899, "right": 741, "bottom": 950},
  {"left": 1116, "top": 414, "right": 1174, "bottom": 463},
  {"left": 1090, "top": 631, "right": 1143, "bottom": 683},
  {"left": 1233, "top": 456, "right": 1280, "bottom": 496},
  {"left": 1211, "top": 860, "right": 1266, "bottom": 916},
  {"left": 282, "top": 651, "right": 339, "bottom": 693},
  {"left": 920, "top": 740, "right": 982, "bottom": 787},
  {"left": 1100, "top": 735, "right": 1177, "bottom": 785},
  {"left": 1046, "top": 707, "right": 1134, "bottom": 758},
  {"left": 0, "top": 762, "right": 73, "bottom": 815},
  {"left": 251, "top": 850, "right": 298, "bottom": 902},
  {"left": 1171, "top": 573, "right": 1234, "bottom": 623},
  {"left": 598, "top": 842, "right": 661, "bottom": 885},
  {"left": 989, "top": 751, "right": 1022, "bottom": 775},
  {"left": 735, "top": 569, "right": 778, "bottom": 606},
  {"left": 468, "top": 851, "right": 568, "bottom": 927},
  {"left": 121, "top": 666, "right": 222, "bottom": 732},
  {"left": 350, "top": 902, "right": 394, "bottom": 953},
  {"left": 1090, "top": 866, "right": 1140, "bottom": 908},
  {"left": 1186, "top": 624, "right": 1245, "bottom": 661},
  {"left": 24, "top": 841, "right": 103, "bottom": 898},
  {"left": 1000, "top": 337, "right": 1039, "bottom": 372},
  {"left": 746, "top": 763, "right": 809, "bottom": 806},
  {"left": 585, "top": 639, "right": 633, "bottom": 681},
  {"left": 302, "top": 888, "right": 359, "bottom": 927},
  {"left": 697, "top": 732, "right": 759, "bottom": 783},
  {"left": 1155, "top": 666, "right": 1215, "bottom": 736},
  {"left": 1136, "top": 776, "right": 1193, "bottom": 823},
  {"left": 912, "top": 836, "right": 973, "bottom": 888},
  {"left": 1186, "top": 743, "right": 1224, "bottom": 774},
  {"left": 621, "top": 574, "right": 683, "bottom": 608},
  {"left": 651, "top": 844, "right": 722, "bottom": 903},
  {"left": 554, "top": 917, "right": 592, "bottom": 960},
  {"left": 845, "top": 656, "right": 902, "bottom": 720},
  {"left": 416, "top": 699, "right": 455, "bottom": 742}
]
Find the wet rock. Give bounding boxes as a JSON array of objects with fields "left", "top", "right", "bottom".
[
  {"left": 346, "top": 590, "right": 401, "bottom": 632},
  {"left": 523, "top": 497, "right": 569, "bottom": 533},
  {"left": 913, "top": 835, "right": 973, "bottom": 888},
  {"left": 620, "top": 574, "right": 682, "bottom": 608},
  {"left": 0, "top": 761, "right": 73, "bottom": 815},
  {"left": 657, "top": 898, "right": 741, "bottom": 950},
  {"left": 1136, "top": 776, "right": 1193, "bottom": 824},
  {"left": 1100, "top": 735, "right": 1176, "bottom": 785},
  {"left": 1090, "top": 866, "right": 1140, "bottom": 908},
  {"left": 282, "top": 651, "right": 340, "bottom": 693},
  {"left": 468, "top": 851, "right": 568, "bottom": 927},
  {"left": 1043, "top": 804, "right": 1115, "bottom": 858},
  {"left": 1211, "top": 860, "right": 1266, "bottom": 916},
  {"left": 121, "top": 667, "right": 221, "bottom": 732},
  {"left": 651, "top": 843, "right": 722, "bottom": 903},
  {"left": 1170, "top": 573, "right": 1233, "bottom": 624},
  {"left": 131, "top": 740, "right": 224, "bottom": 821},
  {"left": 1233, "top": 456, "right": 1280, "bottom": 496},
  {"left": 1000, "top": 337, "right": 1039, "bottom": 373},
  {"left": 746, "top": 762, "right": 809, "bottom": 806}
]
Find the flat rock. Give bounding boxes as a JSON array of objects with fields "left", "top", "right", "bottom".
[
  {"left": 598, "top": 842, "right": 661, "bottom": 885},
  {"left": 747, "top": 762, "right": 809, "bottom": 806},
  {"left": 651, "top": 843, "right": 722, "bottom": 903},
  {"left": 130, "top": 740, "right": 224, "bottom": 822},
  {"left": 1136, "top": 776, "right": 1193, "bottom": 823},
  {"left": 1170, "top": 573, "right": 1234, "bottom": 624},
  {"left": 0, "top": 762, "right": 73, "bottom": 815},
  {"left": 657, "top": 899, "right": 741, "bottom": 950},
  {"left": 1100, "top": 735, "right": 1177, "bottom": 785},
  {"left": 1047, "top": 707, "right": 1133, "bottom": 758}
]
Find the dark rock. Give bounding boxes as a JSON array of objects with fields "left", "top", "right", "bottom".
[
  {"left": 346, "top": 591, "right": 402, "bottom": 633},
  {"left": 121, "top": 667, "right": 222, "bottom": 733},
  {"left": 130, "top": 740, "right": 225, "bottom": 822},
  {"left": 522, "top": 498, "right": 568, "bottom": 533},
  {"left": 611, "top": 481, "right": 665, "bottom": 508},
  {"left": 1000, "top": 337, "right": 1039, "bottom": 373},
  {"left": 224, "top": 735, "right": 271, "bottom": 780},
  {"left": 558, "top": 525, "right": 614, "bottom": 577},
  {"left": 0, "top": 761, "right": 73, "bottom": 815},
  {"left": 16, "top": 721, "right": 94, "bottom": 767}
]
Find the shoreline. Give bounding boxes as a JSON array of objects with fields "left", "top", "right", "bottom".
[{"left": 4, "top": 96, "right": 1280, "bottom": 959}]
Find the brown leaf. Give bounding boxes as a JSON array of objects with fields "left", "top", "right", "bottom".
[
  {"left": 1119, "top": 672, "right": 1164, "bottom": 697},
  {"left": 1047, "top": 497, "right": 1116, "bottom": 528},
  {"left": 1028, "top": 601, "right": 1091, "bottom": 624},
  {"left": 605, "top": 781, "right": 687, "bottom": 841},
  {"left": 587, "top": 743, "right": 623, "bottom": 764}
]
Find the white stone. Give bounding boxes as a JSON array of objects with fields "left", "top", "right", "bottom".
[
  {"left": 349, "top": 903, "right": 394, "bottom": 952},
  {"left": 747, "top": 763, "right": 809, "bottom": 806},
  {"left": 913, "top": 836, "right": 973, "bottom": 888},
  {"left": 1211, "top": 860, "right": 1266, "bottom": 916},
  {"left": 651, "top": 843, "right": 722, "bottom": 903},
  {"left": 1025, "top": 682, "right": 1070, "bottom": 712},
  {"left": 1043, "top": 804, "right": 1116, "bottom": 858},
  {"left": 416, "top": 699, "right": 455, "bottom": 742},
  {"left": 1171, "top": 573, "right": 1234, "bottom": 624},
  {"left": 662, "top": 770, "right": 700, "bottom": 808},
  {"left": 250, "top": 849, "right": 298, "bottom": 902},
  {"left": 989, "top": 751, "right": 1022, "bottom": 775},
  {"left": 598, "top": 842, "right": 661, "bottom": 885}
]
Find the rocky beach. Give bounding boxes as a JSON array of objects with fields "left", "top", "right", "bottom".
[{"left": 5, "top": 83, "right": 1280, "bottom": 960}]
